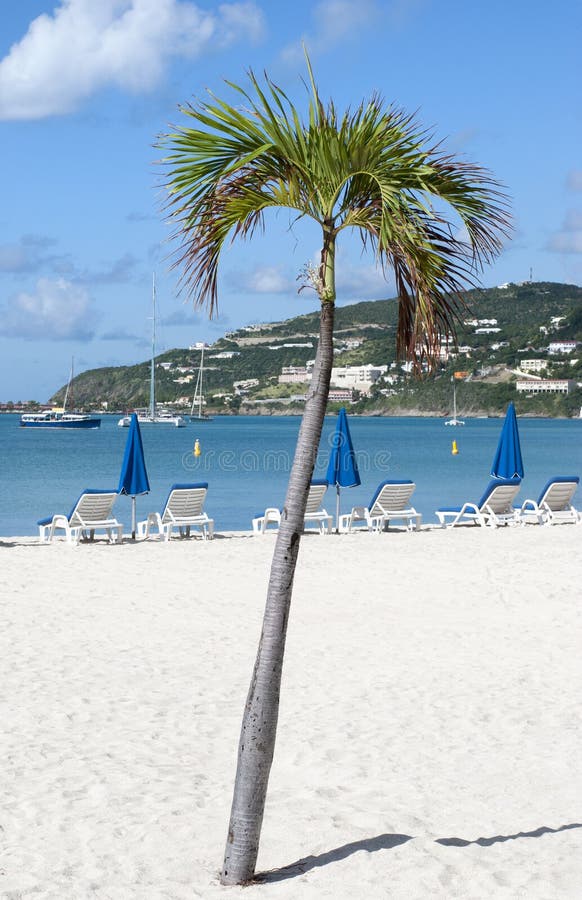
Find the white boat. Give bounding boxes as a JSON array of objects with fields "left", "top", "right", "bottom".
[
  {"left": 20, "top": 358, "right": 101, "bottom": 429},
  {"left": 118, "top": 275, "right": 186, "bottom": 428},
  {"left": 189, "top": 343, "right": 213, "bottom": 422},
  {"left": 444, "top": 378, "right": 465, "bottom": 426},
  {"left": 118, "top": 408, "right": 186, "bottom": 427}
]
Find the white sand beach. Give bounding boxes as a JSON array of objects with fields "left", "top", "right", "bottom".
[{"left": 1, "top": 525, "right": 581, "bottom": 899}]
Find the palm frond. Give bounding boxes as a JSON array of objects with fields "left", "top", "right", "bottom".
[{"left": 159, "top": 57, "right": 511, "bottom": 367}]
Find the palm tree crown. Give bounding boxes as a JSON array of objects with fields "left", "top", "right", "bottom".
[{"left": 161, "top": 59, "right": 510, "bottom": 368}]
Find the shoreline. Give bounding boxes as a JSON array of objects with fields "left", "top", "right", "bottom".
[{"left": 2, "top": 409, "right": 582, "bottom": 419}]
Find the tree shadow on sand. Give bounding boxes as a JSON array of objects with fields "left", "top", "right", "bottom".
[
  {"left": 255, "top": 833, "right": 413, "bottom": 883},
  {"left": 436, "top": 822, "right": 582, "bottom": 847},
  {"left": 255, "top": 822, "right": 582, "bottom": 883}
]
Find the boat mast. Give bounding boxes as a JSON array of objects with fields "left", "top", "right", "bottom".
[
  {"left": 150, "top": 274, "right": 156, "bottom": 419},
  {"left": 198, "top": 345, "right": 204, "bottom": 418},
  {"left": 452, "top": 379, "right": 457, "bottom": 422},
  {"left": 63, "top": 357, "right": 74, "bottom": 413}
]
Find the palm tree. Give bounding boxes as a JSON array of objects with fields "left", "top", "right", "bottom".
[{"left": 160, "top": 58, "right": 510, "bottom": 886}]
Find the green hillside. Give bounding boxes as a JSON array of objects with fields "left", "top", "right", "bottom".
[{"left": 52, "top": 281, "right": 582, "bottom": 417}]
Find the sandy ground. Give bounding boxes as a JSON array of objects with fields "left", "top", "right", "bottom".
[{"left": 1, "top": 525, "right": 581, "bottom": 899}]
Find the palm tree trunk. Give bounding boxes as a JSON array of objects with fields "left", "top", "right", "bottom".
[{"left": 221, "top": 238, "right": 336, "bottom": 886}]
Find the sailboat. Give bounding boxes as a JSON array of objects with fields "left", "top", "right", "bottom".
[
  {"left": 118, "top": 275, "right": 186, "bottom": 428},
  {"left": 20, "top": 358, "right": 101, "bottom": 428},
  {"left": 189, "top": 343, "right": 212, "bottom": 422},
  {"left": 444, "top": 377, "right": 465, "bottom": 426}
]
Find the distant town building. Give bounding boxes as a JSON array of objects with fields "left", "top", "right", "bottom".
[
  {"left": 464, "top": 318, "right": 498, "bottom": 327},
  {"left": 278, "top": 366, "right": 312, "bottom": 384},
  {"left": 334, "top": 338, "right": 363, "bottom": 351},
  {"left": 328, "top": 388, "right": 354, "bottom": 402},
  {"left": 547, "top": 340, "right": 578, "bottom": 355},
  {"left": 330, "top": 364, "right": 386, "bottom": 394},
  {"left": 269, "top": 342, "right": 313, "bottom": 350},
  {"left": 515, "top": 379, "right": 574, "bottom": 394},
  {"left": 233, "top": 378, "right": 260, "bottom": 394},
  {"left": 520, "top": 359, "right": 548, "bottom": 373},
  {"left": 210, "top": 351, "right": 240, "bottom": 359}
]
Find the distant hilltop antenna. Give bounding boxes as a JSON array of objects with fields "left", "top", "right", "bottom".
[{"left": 529, "top": 266, "right": 533, "bottom": 282}]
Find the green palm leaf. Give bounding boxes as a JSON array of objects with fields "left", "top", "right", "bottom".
[{"left": 160, "top": 62, "right": 510, "bottom": 367}]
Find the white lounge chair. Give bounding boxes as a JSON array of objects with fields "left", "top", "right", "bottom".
[
  {"left": 137, "top": 482, "right": 214, "bottom": 540},
  {"left": 518, "top": 476, "right": 580, "bottom": 525},
  {"left": 252, "top": 480, "right": 332, "bottom": 535},
  {"left": 436, "top": 477, "right": 521, "bottom": 528},
  {"left": 38, "top": 489, "right": 123, "bottom": 544},
  {"left": 339, "top": 479, "right": 421, "bottom": 532}
]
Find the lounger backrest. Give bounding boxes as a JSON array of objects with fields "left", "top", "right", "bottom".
[
  {"left": 369, "top": 480, "right": 415, "bottom": 516},
  {"left": 305, "top": 480, "right": 328, "bottom": 515},
  {"left": 477, "top": 478, "right": 521, "bottom": 513},
  {"left": 162, "top": 483, "right": 208, "bottom": 522},
  {"left": 69, "top": 490, "right": 118, "bottom": 526},
  {"left": 538, "top": 476, "right": 579, "bottom": 510}
]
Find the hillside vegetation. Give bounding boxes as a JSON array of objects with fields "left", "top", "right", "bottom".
[{"left": 51, "top": 281, "right": 582, "bottom": 417}]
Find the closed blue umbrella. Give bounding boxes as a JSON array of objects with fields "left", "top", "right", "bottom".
[
  {"left": 490, "top": 402, "right": 524, "bottom": 480},
  {"left": 118, "top": 413, "right": 150, "bottom": 539},
  {"left": 325, "top": 407, "right": 361, "bottom": 531}
]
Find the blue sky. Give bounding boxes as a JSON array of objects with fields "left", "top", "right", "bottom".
[{"left": 1, "top": 0, "right": 581, "bottom": 401}]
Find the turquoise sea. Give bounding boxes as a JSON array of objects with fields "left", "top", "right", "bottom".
[{"left": 1, "top": 413, "right": 581, "bottom": 537}]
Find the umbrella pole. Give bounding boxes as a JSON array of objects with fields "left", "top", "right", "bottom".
[
  {"left": 335, "top": 485, "right": 340, "bottom": 534},
  {"left": 132, "top": 495, "right": 136, "bottom": 541}
]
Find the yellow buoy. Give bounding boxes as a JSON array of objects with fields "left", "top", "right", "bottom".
[
  {"left": 451, "top": 440, "right": 459, "bottom": 455},
  {"left": 194, "top": 438, "right": 202, "bottom": 457}
]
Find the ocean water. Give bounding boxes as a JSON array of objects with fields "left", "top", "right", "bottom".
[{"left": 0, "top": 413, "right": 581, "bottom": 537}]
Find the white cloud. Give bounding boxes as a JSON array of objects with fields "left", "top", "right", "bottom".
[
  {"left": 0, "top": 277, "right": 98, "bottom": 340},
  {"left": 79, "top": 253, "right": 138, "bottom": 284},
  {"left": 336, "top": 260, "right": 392, "bottom": 299},
  {"left": 281, "top": 0, "right": 379, "bottom": 63},
  {"left": 548, "top": 232, "right": 582, "bottom": 254},
  {"left": 233, "top": 265, "right": 295, "bottom": 294},
  {"left": 547, "top": 209, "right": 582, "bottom": 255},
  {"left": 567, "top": 170, "right": 582, "bottom": 191},
  {"left": 563, "top": 210, "right": 582, "bottom": 231},
  {"left": 0, "top": 234, "right": 67, "bottom": 273},
  {"left": 161, "top": 309, "right": 202, "bottom": 326},
  {"left": 0, "top": 0, "right": 265, "bottom": 120}
]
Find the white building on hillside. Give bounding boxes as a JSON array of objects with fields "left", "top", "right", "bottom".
[
  {"left": 520, "top": 359, "right": 548, "bottom": 373},
  {"left": 330, "top": 364, "right": 386, "bottom": 394},
  {"left": 328, "top": 388, "right": 354, "bottom": 402},
  {"left": 548, "top": 340, "right": 578, "bottom": 355},
  {"left": 278, "top": 366, "right": 313, "bottom": 384},
  {"left": 233, "top": 378, "right": 260, "bottom": 394},
  {"left": 516, "top": 379, "right": 574, "bottom": 394}
]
